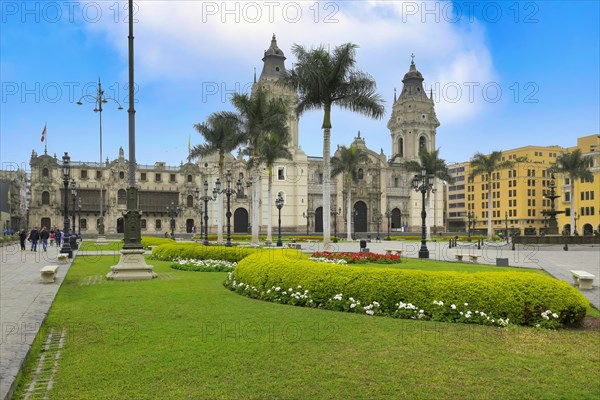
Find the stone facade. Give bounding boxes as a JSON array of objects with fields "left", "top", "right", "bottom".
[{"left": 27, "top": 36, "right": 445, "bottom": 237}]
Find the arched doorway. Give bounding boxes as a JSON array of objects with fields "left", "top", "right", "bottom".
[
  {"left": 583, "top": 223, "right": 593, "bottom": 236},
  {"left": 391, "top": 208, "right": 401, "bottom": 229},
  {"left": 41, "top": 218, "right": 51, "bottom": 230},
  {"left": 563, "top": 224, "right": 571, "bottom": 236},
  {"left": 314, "top": 207, "right": 323, "bottom": 233},
  {"left": 117, "top": 217, "right": 124, "bottom": 234},
  {"left": 186, "top": 219, "right": 194, "bottom": 233},
  {"left": 354, "top": 201, "right": 368, "bottom": 232},
  {"left": 234, "top": 208, "right": 249, "bottom": 233}
]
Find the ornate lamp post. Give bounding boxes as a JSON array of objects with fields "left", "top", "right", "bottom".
[
  {"left": 505, "top": 211, "right": 509, "bottom": 242},
  {"left": 412, "top": 168, "right": 435, "bottom": 259},
  {"left": 275, "top": 193, "right": 284, "bottom": 246},
  {"left": 574, "top": 212, "right": 580, "bottom": 235},
  {"left": 77, "top": 198, "right": 82, "bottom": 236},
  {"left": 466, "top": 211, "right": 474, "bottom": 242},
  {"left": 70, "top": 179, "right": 79, "bottom": 249},
  {"left": 77, "top": 78, "right": 123, "bottom": 243},
  {"left": 212, "top": 170, "right": 237, "bottom": 246},
  {"left": 195, "top": 180, "right": 214, "bottom": 246},
  {"left": 353, "top": 208, "right": 359, "bottom": 240},
  {"left": 302, "top": 210, "right": 312, "bottom": 236},
  {"left": 166, "top": 201, "right": 181, "bottom": 240},
  {"left": 385, "top": 209, "right": 392, "bottom": 240},
  {"left": 60, "top": 152, "right": 72, "bottom": 258},
  {"left": 374, "top": 212, "right": 382, "bottom": 242},
  {"left": 331, "top": 207, "right": 341, "bottom": 243}
]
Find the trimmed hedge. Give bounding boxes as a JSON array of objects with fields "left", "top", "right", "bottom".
[
  {"left": 232, "top": 252, "right": 588, "bottom": 327},
  {"left": 152, "top": 243, "right": 260, "bottom": 263},
  {"left": 141, "top": 236, "right": 176, "bottom": 248}
]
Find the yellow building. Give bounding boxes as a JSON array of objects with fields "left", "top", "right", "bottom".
[
  {"left": 465, "top": 145, "right": 564, "bottom": 236},
  {"left": 556, "top": 135, "right": 600, "bottom": 235}
]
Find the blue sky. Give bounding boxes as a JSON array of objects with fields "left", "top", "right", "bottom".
[{"left": 1, "top": 0, "right": 598, "bottom": 171}]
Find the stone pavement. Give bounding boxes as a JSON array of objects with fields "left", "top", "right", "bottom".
[{"left": 0, "top": 243, "right": 74, "bottom": 400}]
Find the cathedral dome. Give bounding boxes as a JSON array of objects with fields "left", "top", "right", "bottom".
[{"left": 402, "top": 57, "right": 424, "bottom": 83}]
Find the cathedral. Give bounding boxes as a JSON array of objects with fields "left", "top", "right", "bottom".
[{"left": 27, "top": 35, "right": 444, "bottom": 237}]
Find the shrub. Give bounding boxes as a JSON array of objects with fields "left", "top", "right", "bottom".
[
  {"left": 231, "top": 252, "right": 588, "bottom": 327},
  {"left": 152, "top": 243, "right": 260, "bottom": 263},
  {"left": 141, "top": 236, "right": 175, "bottom": 248}
]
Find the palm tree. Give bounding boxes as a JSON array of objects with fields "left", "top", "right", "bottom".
[
  {"left": 331, "top": 144, "right": 368, "bottom": 241},
  {"left": 550, "top": 149, "right": 594, "bottom": 235},
  {"left": 469, "top": 151, "right": 514, "bottom": 240},
  {"left": 283, "top": 43, "right": 385, "bottom": 246},
  {"left": 231, "top": 88, "right": 289, "bottom": 245},
  {"left": 402, "top": 149, "right": 454, "bottom": 239},
  {"left": 247, "top": 130, "right": 292, "bottom": 243},
  {"left": 190, "top": 112, "right": 243, "bottom": 244}
]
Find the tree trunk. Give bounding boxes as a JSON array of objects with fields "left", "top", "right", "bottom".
[
  {"left": 346, "top": 179, "right": 352, "bottom": 241},
  {"left": 251, "top": 164, "right": 260, "bottom": 245},
  {"left": 570, "top": 178, "right": 575, "bottom": 235},
  {"left": 217, "top": 155, "right": 224, "bottom": 244},
  {"left": 487, "top": 178, "right": 493, "bottom": 240},
  {"left": 425, "top": 191, "right": 431, "bottom": 240},
  {"left": 266, "top": 167, "right": 273, "bottom": 243},
  {"left": 322, "top": 108, "right": 332, "bottom": 247}
]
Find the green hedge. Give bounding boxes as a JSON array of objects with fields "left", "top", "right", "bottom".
[
  {"left": 232, "top": 252, "right": 588, "bottom": 327},
  {"left": 141, "top": 236, "right": 176, "bottom": 248},
  {"left": 152, "top": 243, "right": 260, "bottom": 263}
]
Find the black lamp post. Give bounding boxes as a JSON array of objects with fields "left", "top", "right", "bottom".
[
  {"left": 331, "top": 207, "right": 341, "bottom": 243},
  {"left": 385, "top": 209, "right": 392, "bottom": 240},
  {"left": 195, "top": 180, "right": 214, "bottom": 246},
  {"left": 505, "top": 211, "right": 509, "bottom": 243},
  {"left": 166, "top": 201, "right": 181, "bottom": 240},
  {"left": 70, "top": 179, "right": 79, "bottom": 250},
  {"left": 212, "top": 170, "right": 237, "bottom": 247},
  {"left": 412, "top": 168, "right": 435, "bottom": 259},
  {"left": 77, "top": 198, "right": 82, "bottom": 236},
  {"left": 466, "top": 211, "right": 474, "bottom": 242},
  {"left": 373, "top": 212, "right": 382, "bottom": 242},
  {"left": 353, "top": 208, "right": 359, "bottom": 240},
  {"left": 60, "top": 152, "right": 72, "bottom": 258},
  {"left": 275, "top": 193, "right": 284, "bottom": 247},
  {"left": 574, "top": 212, "right": 580, "bottom": 235},
  {"left": 302, "top": 210, "right": 312, "bottom": 236},
  {"left": 77, "top": 78, "right": 122, "bottom": 239}
]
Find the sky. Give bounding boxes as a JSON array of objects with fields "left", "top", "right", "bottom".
[{"left": 1, "top": 0, "right": 599, "bottom": 172}]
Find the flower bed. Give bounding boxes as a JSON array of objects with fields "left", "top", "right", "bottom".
[
  {"left": 311, "top": 251, "right": 400, "bottom": 264},
  {"left": 228, "top": 252, "right": 588, "bottom": 328},
  {"left": 171, "top": 258, "right": 237, "bottom": 272}
]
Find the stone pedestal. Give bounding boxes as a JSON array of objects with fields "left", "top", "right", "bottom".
[{"left": 106, "top": 249, "right": 157, "bottom": 281}]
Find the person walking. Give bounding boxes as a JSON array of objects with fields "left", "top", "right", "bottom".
[
  {"left": 29, "top": 227, "right": 40, "bottom": 252},
  {"left": 49, "top": 229, "right": 55, "bottom": 246},
  {"left": 55, "top": 229, "right": 62, "bottom": 247},
  {"left": 19, "top": 229, "right": 27, "bottom": 251},
  {"left": 40, "top": 227, "right": 50, "bottom": 252}
]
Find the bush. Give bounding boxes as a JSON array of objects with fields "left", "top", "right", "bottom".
[
  {"left": 141, "top": 236, "right": 175, "bottom": 248},
  {"left": 231, "top": 252, "right": 588, "bottom": 327},
  {"left": 152, "top": 243, "right": 260, "bottom": 263}
]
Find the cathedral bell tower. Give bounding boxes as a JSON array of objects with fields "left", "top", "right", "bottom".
[{"left": 387, "top": 55, "right": 439, "bottom": 161}]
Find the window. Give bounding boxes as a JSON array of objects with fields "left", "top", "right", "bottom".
[
  {"left": 80, "top": 170, "right": 88, "bottom": 179},
  {"left": 398, "top": 138, "right": 404, "bottom": 158},
  {"left": 357, "top": 168, "right": 364, "bottom": 180},
  {"left": 118, "top": 189, "right": 127, "bottom": 205},
  {"left": 591, "top": 207, "right": 595, "bottom": 216},
  {"left": 156, "top": 219, "right": 162, "bottom": 229},
  {"left": 141, "top": 172, "right": 147, "bottom": 181},
  {"left": 582, "top": 192, "right": 585, "bottom": 201},
  {"left": 591, "top": 192, "right": 595, "bottom": 200},
  {"left": 278, "top": 167, "right": 285, "bottom": 181},
  {"left": 565, "top": 208, "right": 570, "bottom": 216},
  {"left": 96, "top": 170, "right": 102, "bottom": 179},
  {"left": 155, "top": 173, "right": 162, "bottom": 182},
  {"left": 419, "top": 136, "right": 426, "bottom": 151},
  {"left": 318, "top": 173, "right": 323, "bottom": 184},
  {"left": 119, "top": 171, "right": 125, "bottom": 179},
  {"left": 394, "top": 177, "right": 399, "bottom": 188},
  {"left": 141, "top": 219, "right": 147, "bottom": 230},
  {"left": 81, "top": 219, "right": 87, "bottom": 230},
  {"left": 170, "top": 174, "right": 176, "bottom": 183},
  {"left": 42, "top": 168, "right": 49, "bottom": 177},
  {"left": 42, "top": 191, "right": 50, "bottom": 205},
  {"left": 187, "top": 195, "right": 194, "bottom": 207},
  {"left": 187, "top": 174, "right": 193, "bottom": 183},
  {"left": 565, "top": 192, "right": 570, "bottom": 202}
]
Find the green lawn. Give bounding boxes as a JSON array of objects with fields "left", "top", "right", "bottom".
[
  {"left": 78, "top": 240, "right": 123, "bottom": 251},
  {"left": 13, "top": 256, "right": 600, "bottom": 399}
]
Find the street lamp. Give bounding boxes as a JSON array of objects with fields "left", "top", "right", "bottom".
[
  {"left": 302, "top": 210, "right": 312, "bottom": 236},
  {"left": 70, "top": 179, "right": 79, "bottom": 250},
  {"left": 60, "top": 152, "right": 72, "bottom": 258},
  {"left": 77, "top": 78, "right": 123, "bottom": 242},
  {"left": 77, "top": 198, "right": 82, "bottom": 236},
  {"left": 412, "top": 168, "right": 435, "bottom": 259},
  {"left": 275, "top": 193, "right": 284, "bottom": 246},
  {"left": 331, "top": 207, "right": 341, "bottom": 243},
  {"left": 212, "top": 170, "right": 237, "bottom": 246},
  {"left": 195, "top": 180, "right": 215, "bottom": 246},
  {"left": 505, "top": 211, "right": 509, "bottom": 243},
  {"left": 574, "top": 212, "right": 580, "bottom": 235},
  {"left": 466, "top": 211, "right": 474, "bottom": 242},
  {"left": 384, "top": 209, "right": 392, "bottom": 240},
  {"left": 374, "top": 212, "right": 382, "bottom": 242},
  {"left": 353, "top": 208, "right": 359, "bottom": 240},
  {"left": 166, "top": 201, "right": 181, "bottom": 240}
]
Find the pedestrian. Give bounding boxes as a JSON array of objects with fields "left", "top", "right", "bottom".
[
  {"left": 55, "top": 229, "right": 62, "bottom": 247},
  {"left": 19, "top": 229, "right": 27, "bottom": 251},
  {"left": 40, "top": 227, "right": 50, "bottom": 252},
  {"left": 49, "top": 229, "right": 55, "bottom": 246},
  {"left": 29, "top": 227, "right": 40, "bottom": 252}
]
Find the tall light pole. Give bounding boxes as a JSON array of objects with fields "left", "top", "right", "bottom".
[
  {"left": 275, "top": 193, "right": 284, "bottom": 246},
  {"left": 374, "top": 212, "right": 382, "bottom": 242},
  {"left": 412, "top": 168, "right": 435, "bottom": 259},
  {"left": 166, "top": 201, "right": 181, "bottom": 240},
  {"left": 77, "top": 78, "right": 122, "bottom": 244},
  {"left": 70, "top": 179, "right": 79, "bottom": 250},
  {"left": 331, "top": 207, "right": 341, "bottom": 243},
  {"left": 59, "top": 153, "right": 72, "bottom": 258},
  {"left": 466, "top": 211, "right": 474, "bottom": 242},
  {"left": 213, "top": 170, "right": 237, "bottom": 247},
  {"left": 505, "top": 211, "right": 509, "bottom": 243},
  {"left": 196, "top": 180, "right": 215, "bottom": 246},
  {"left": 77, "top": 198, "right": 82, "bottom": 236},
  {"left": 302, "top": 210, "right": 311, "bottom": 236}
]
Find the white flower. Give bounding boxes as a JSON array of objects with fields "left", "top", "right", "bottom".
[
  {"left": 365, "top": 310, "right": 375, "bottom": 316},
  {"left": 464, "top": 303, "right": 469, "bottom": 306},
  {"left": 350, "top": 303, "right": 356, "bottom": 309},
  {"left": 266, "top": 289, "right": 271, "bottom": 294},
  {"left": 451, "top": 304, "right": 456, "bottom": 310},
  {"left": 552, "top": 313, "right": 559, "bottom": 319},
  {"left": 275, "top": 287, "right": 280, "bottom": 292}
]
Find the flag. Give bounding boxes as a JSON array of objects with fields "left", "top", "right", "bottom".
[{"left": 41, "top": 123, "right": 47, "bottom": 142}]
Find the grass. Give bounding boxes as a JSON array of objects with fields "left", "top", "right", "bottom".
[
  {"left": 78, "top": 240, "right": 123, "bottom": 251},
  {"left": 13, "top": 256, "right": 600, "bottom": 400}
]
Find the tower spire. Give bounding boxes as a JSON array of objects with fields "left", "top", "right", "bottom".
[
  {"left": 394, "top": 88, "right": 397, "bottom": 102},
  {"left": 253, "top": 67, "right": 256, "bottom": 83}
]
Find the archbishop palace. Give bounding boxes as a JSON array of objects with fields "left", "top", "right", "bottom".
[{"left": 26, "top": 36, "right": 444, "bottom": 237}]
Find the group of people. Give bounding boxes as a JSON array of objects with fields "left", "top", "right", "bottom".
[{"left": 18, "top": 227, "right": 63, "bottom": 252}]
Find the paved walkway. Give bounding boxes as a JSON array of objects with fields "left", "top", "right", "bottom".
[
  {"left": 0, "top": 243, "right": 75, "bottom": 400},
  {"left": 0, "top": 240, "right": 598, "bottom": 400}
]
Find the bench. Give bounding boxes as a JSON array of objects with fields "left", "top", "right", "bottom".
[
  {"left": 57, "top": 254, "right": 69, "bottom": 264},
  {"left": 40, "top": 265, "right": 59, "bottom": 283},
  {"left": 384, "top": 249, "right": 402, "bottom": 256},
  {"left": 286, "top": 243, "right": 302, "bottom": 250},
  {"left": 455, "top": 254, "right": 480, "bottom": 262},
  {"left": 570, "top": 270, "right": 595, "bottom": 290}
]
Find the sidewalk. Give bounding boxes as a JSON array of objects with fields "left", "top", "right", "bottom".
[{"left": 0, "top": 243, "right": 74, "bottom": 400}]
